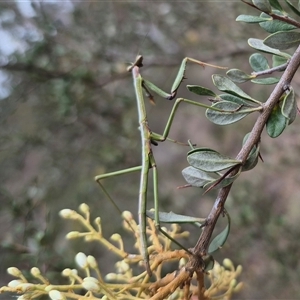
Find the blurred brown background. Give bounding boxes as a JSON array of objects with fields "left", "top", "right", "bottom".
[{"left": 0, "top": 1, "right": 300, "bottom": 299}]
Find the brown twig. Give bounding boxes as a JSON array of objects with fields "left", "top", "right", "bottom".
[{"left": 151, "top": 43, "right": 300, "bottom": 300}]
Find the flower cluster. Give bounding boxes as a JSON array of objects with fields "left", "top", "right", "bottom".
[{"left": 0, "top": 203, "right": 243, "bottom": 299}]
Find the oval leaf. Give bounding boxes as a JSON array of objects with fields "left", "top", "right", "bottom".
[
  {"left": 249, "top": 53, "right": 270, "bottom": 71},
  {"left": 268, "top": 0, "right": 284, "bottom": 11},
  {"left": 236, "top": 14, "right": 271, "bottom": 23},
  {"left": 187, "top": 148, "right": 241, "bottom": 172},
  {"left": 212, "top": 74, "right": 257, "bottom": 102},
  {"left": 187, "top": 85, "right": 216, "bottom": 97},
  {"left": 285, "top": 0, "right": 300, "bottom": 17},
  {"left": 272, "top": 55, "right": 288, "bottom": 67},
  {"left": 182, "top": 166, "right": 216, "bottom": 188},
  {"left": 219, "top": 94, "right": 256, "bottom": 106},
  {"left": 147, "top": 210, "right": 206, "bottom": 224},
  {"left": 203, "top": 255, "right": 215, "bottom": 271},
  {"left": 203, "top": 170, "right": 241, "bottom": 190},
  {"left": 264, "top": 31, "right": 300, "bottom": 50},
  {"left": 252, "top": 0, "right": 272, "bottom": 13},
  {"left": 241, "top": 134, "right": 260, "bottom": 171},
  {"left": 208, "top": 210, "right": 231, "bottom": 254},
  {"left": 226, "top": 69, "right": 253, "bottom": 83},
  {"left": 282, "top": 88, "right": 297, "bottom": 124},
  {"left": 260, "top": 18, "right": 297, "bottom": 33},
  {"left": 266, "top": 103, "right": 288, "bottom": 137},
  {"left": 248, "top": 38, "right": 291, "bottom": 58},
  {"left": 206, "top": 101, "right": 250, "bottom": 125},
  {"left": 251, "top": 77, "right": 279, "bottom": 84}
]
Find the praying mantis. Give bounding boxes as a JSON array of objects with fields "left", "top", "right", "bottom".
[{"left": 95, "top": 54, "right": 225, "bottom": 275}]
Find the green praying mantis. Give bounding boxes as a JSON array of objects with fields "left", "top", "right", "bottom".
[{"left": 95, "top": 54, "right": 225, "bottom": 275}]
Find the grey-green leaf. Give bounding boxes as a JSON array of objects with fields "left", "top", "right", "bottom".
[
  {"left": 208, "top": 210, "right": 231, "bottom": 254},
  {"left": 203, "top": 255, "right": 215, "bottom": 271},
  {"left": 226, "top": 69, "right": 253, "bottom": 83},
  {"left": 269, "top": 0, "right": 284, "bottom": 11},
  {"left": 187, "top": 148, "right": 242, "bottom": 172},
  {"left": 272, "top": 55, "right": 288, "bottom": 67},
  {"left": 252, "top": 0, "right": 272, "bottom": 12},
  {"left": 147, "top": 210, "right": 206, "bottom": 224},
  {"left": 242, "top": 134, "right": 260, "bottom": 171},
  {"left": 251, "top": 77, "right": 279, "bottom": 84},
  {"left": 219, "top": 94, "right": 256, "bottom": 106},
  {"left": 182, "top": 166, "right": 216, "bottom": 188},
  {"left": 266, "top": 103, "right": 288, "bottom": 137},
  {"left": 264, "top": 31, "right": 300, "bottom": 50},
  {"left": 285, "top": 0, "right": 300, "bottom": 17},
  {"left": 248, "top": 38, "right": 291, "bottom": 58},
  {"left": 249, "top": 53, "right": 270, "bottom": 71},
  {"left": 206, "top": 101, "right": 250, "bottom": 125},
  {"left": 260, "top": 18, "right": 297, "bottom": 33},
  {"left": 212, "top": 74, "right": 257, "bottom": 102},
  {"left": 203, "top": 170, "right": 241, "bottom": 190},
  {"left": 236, "top": 14, "right": 271, "bottom": 23},
  {"left": 187, "top": 85, "right": 216, "bottom": 97},
  {"left": 282, "top": 88, "right": 297, "bottom": 125}
]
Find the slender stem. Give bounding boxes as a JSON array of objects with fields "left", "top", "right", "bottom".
[{"left": 252, "top": 62, "right": 289, "bottom": 77}]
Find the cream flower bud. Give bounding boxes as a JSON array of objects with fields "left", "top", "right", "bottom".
[
  {"left": 75, "top": 252, "right": 88, "bottom": 269},
  {"left": 66, "top": 231, "right": 81, "bottom": 239},
  {"left": 110, "top": 233, "right": 121, "bottom": 242},
  {"left": 82, "top": 277, "right": 100, "bottom": 292},
  {"left": 87, "top": 255, "right": 98, "bottom": 269},
  {"left": 61, "top": 268, "right": 72, "bottom": 277},
  {"left": 59, "top": 209, "right": 76, "bottom": 219},
  {"left": 230, "top": 278, "right": 237, "bottom": 288},
  {"left": 7, "top": 267, "right": 22, "bottom": 277},
  {"left": 223, "top": 258, "right": 234, "bottom": 269},
  {"left": 79, "top": 203, "right": 90, "bottom": 214},
  {"left": 30, "top": 267, "right": 41, "bottom": 277},
  {"left": 94, "top": 217, "right": 101, "bottom": 225},
  {"left": 122, "top": 211, "right": 133, "bottom": 220},
  {"left": 234, "top": 282, "right": 244, "bottom": 292},
  {"left": 18, "top": 283, "right": 35, "bottom": 292},
  {"left": 49, "top": 290, "right": 66, "bottom": 300},
  {"left": 105, "top": 273, "right": 117, "bottom": 281},
  {"left": 8, "top": 279, "right": 23, "bottom": 287}
]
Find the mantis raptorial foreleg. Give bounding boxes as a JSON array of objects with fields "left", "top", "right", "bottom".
[{"left": 95, "top": 55, "right": 225, "bottom": 276}]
